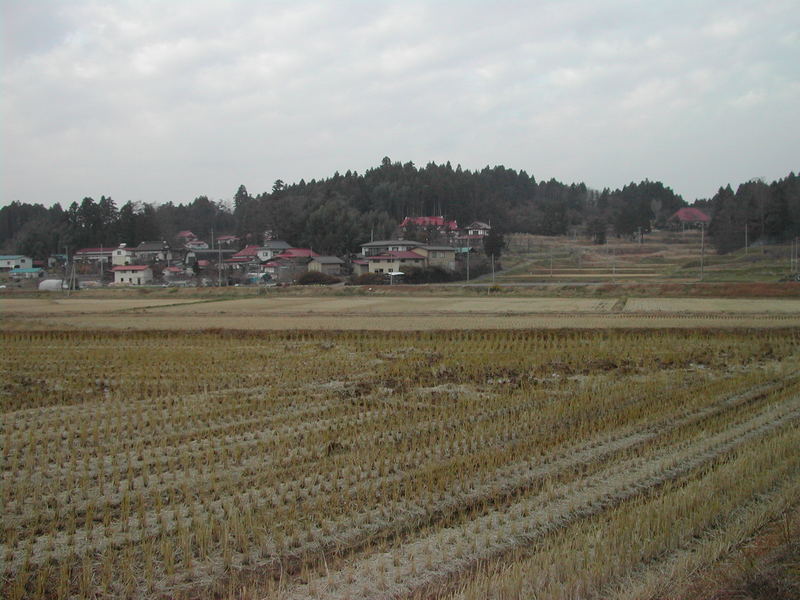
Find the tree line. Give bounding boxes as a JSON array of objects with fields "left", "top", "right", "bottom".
[{"left": 1, "top": 158, "right": 797, "bottom": 260}]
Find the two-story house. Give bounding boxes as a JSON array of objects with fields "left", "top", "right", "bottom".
[{"left": 359, "top": 240, "right": 456, "bottom": 274}]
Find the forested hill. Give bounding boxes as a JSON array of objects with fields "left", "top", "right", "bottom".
[{"left": 1, "top": 157, "right": 797, "bottom": 259}]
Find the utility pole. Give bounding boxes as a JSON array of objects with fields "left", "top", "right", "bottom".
[
  {"left": 63, "top": 246, "right": 69, "bottom": 295},
  {"left": 745, "top": 223, "right": 748, "bottom": 255},
  {"left": 700, "top": 224, "right": 705, "bottom": 281},
  {"left": 218, "top": 244, "right": 223, "bottom": 287},
  {"left": 466, "top": 248, "right": 470, "bottom": 282},
  {"left": 612, "top": 250, "right": 616, "bottom": 284},
  {"left": 491, "top": 254, "right": 495, "bottom": 283}
]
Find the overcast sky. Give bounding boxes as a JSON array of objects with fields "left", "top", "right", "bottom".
[{"left": 2, "top": 0, "right": 798, "bottom": 208}]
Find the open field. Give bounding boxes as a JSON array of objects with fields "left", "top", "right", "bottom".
[
  {"left": 501, "top": 230, "right": 800, "bottom": 284},
  {"left": 2, "top": 328, "right": 799, "bottom": 599},
  {"left": 2, "top": 294, "right": 800, "bottom": 330}
]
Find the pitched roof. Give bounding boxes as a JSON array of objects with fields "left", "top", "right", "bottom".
[
  {"left": 361, "top": 240, "right": 423, "bottom": 248},
  {"left": 310, "top": 256, "right": 344, "bottom": 264},
  {"left": 136, "top": 241, "right": 170, "bottom": 251},
  {"left": 232, "top": 245, "right": 263, "bottom": 258},
  {"left": 0, "top": 255, "right": 27, "bottom": 259},
  {"left": 276, "top": 248, "right": 319, "bottom": 258},
  {"left": 262, "top": 240, "right": 291, "bottom": 249},
  {"left": 187, "top": 249, "right": 236, "bottom": 257},
  {"left": 364, "top": 251, "right": 426, "bottom": 260},
  {"left": 215, "top": 234, "right": 239, "bottom": 241},
  {"left": 176, "top": 230, "right": 196, "bottom": 238},
  {"left": 671, "top": 207, "right": 710, "bottom": 223},
  {"left": 111, "top": 265, "right": 151, "bottom": 271}
]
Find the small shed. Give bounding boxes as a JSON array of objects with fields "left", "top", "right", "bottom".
[
  {"left": 10, "top": 267, "right": 44, "bottom": 279},
  {"left": 307, "top": 256, "right": 345, "bottom": 276}
]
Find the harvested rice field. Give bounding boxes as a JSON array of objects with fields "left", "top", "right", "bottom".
[
  {"left": 2, "top": 295, "right": 800, "bottom": 330},
  {"left": 2, "top": 327, "right": 799, "bottom": 599}
]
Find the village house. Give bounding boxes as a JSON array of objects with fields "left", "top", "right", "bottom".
[
  {"left": 399, "top": 216, "right": 459, "bottom": 240},
  {"left": 227, "top": 242, "right": 292, "bottom": 268},
  {"left": 456, "top": 221, "right": 492, "bottom": 248},
  {"left": 361, "top": 240, "right": 425, "bottom": 256},
  {"left": 0, "top": 255, "right": 33, "bottom": 270},
  {"left": 183, "top": 239, "right": 209, "bottom": 250},
  {"left": 185, "top": 248, "right": 236, "bottom": 267},
  {"left": 162, "top": 266, "right": 187, "bottom": 279},
  {"left": 359, "top": 240, "right": 456, "bottom": 273},
  {"left": 668, "top": 207, "right": 711, "bottom": 230},
  {"left": 408, "top": 245, "right": 457, "bottom": 270},
  {"left": 307, "top": 256, "right": 345, "bottom": 276},
  {"left": 111, "top": 265, "right": 153, "bottom": 285},
  {"left": 361, "top": 250, "right": 426, "bottom": 274},
  {"left": 134, "top": 241, "right": 172, "bottom": 263},
  {"left": 112, "top": 244, "right": 136, "bottom": 266},
  {"left": 464, "top": 221, "right": 491, "bottom": 236},
  {"left": 214, "top": 234, "right": 239, "bottom": 247},
  {"left": 260, "top": 258, "right": 308, "bottom": 283},
  {"left": 351, "top": 259, "right": 370, "bottom": 276},
  {"left": 74, "top": 247, "right": 113, "bottom": 264}
]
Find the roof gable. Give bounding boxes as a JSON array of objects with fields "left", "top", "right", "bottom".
[{"left": 672, "top": 207, "right": 710, "bottom": 222}]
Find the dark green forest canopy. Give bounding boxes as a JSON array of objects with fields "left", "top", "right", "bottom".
[{"left": 1, "top": 158, "right": 797, "bottom": 258}]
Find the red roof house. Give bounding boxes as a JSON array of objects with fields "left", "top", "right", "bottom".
[
  {"left": 276, "top": 248, "right": 320, "bottom": 259},
  {"left": 400, "top": 216, "right": 459, "bottom": 231},
  {"left": 670, "top": 207, "right": 711, "bottom": 225}
]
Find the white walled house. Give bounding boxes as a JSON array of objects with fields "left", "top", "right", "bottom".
[
  {"left": 358, "top": 241, "right": 456, "bottom": 273},
  {"left": 111, "top": 265, "right": 153, "bottom": 285},
  {"left": 0, "top": 255, "right": 32, "bottom": 270},
  {"left": 112, "top": 244, "right": 136, "bottom": 266}
]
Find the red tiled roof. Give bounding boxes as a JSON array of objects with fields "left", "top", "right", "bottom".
[
  {"left": 164, "top": 266, "right": 182, "bottom": 272},
  {"left": 672, "top": 207, "right": 710, "bottom": 223},
  {"left": 111, "top": 265, "right": 150, "bottom": 271},
  {"left": 197, "top": 260, "right": 210, "bottom": 267},
  {"left": 400, "top": 216, "right": 459, "bottom": 230},
  {"left": 232, "top": 245, "right": 263, "bottom": 258},
  {"left": 215, "top": 235, "right": 238, "bottom": 241},
  {"left": 352, "top": 259, "right": 368, "bottom": 265},
  {"left": 176, "top": 230, "right": 195, "bottom": 238},
  {"left": 276, "top": 248, "right": 319, "bottom": 258}
]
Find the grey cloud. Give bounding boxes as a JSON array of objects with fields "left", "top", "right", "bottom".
[{"left": 2, "top": 0, "right": 798, "bottom": 207}]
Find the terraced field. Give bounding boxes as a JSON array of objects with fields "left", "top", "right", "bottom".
[{"left": 2, "top": 328, "right": 799, "bottom": 599}]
